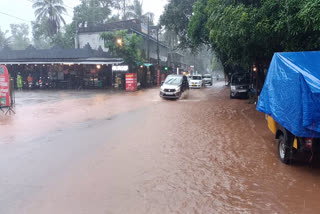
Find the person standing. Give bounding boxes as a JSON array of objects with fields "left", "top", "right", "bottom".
[
  {"left": 17, "top": 73, "right": 23, "bottom": 91},
  {"left": 27, "top": 74, "right": 33, "bottom": 89}
]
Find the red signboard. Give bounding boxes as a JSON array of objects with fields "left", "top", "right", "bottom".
[
  {"left": 0, "top": 65, "right": 10, "bottom": 107},
  {"left": 126, "top": 73, "right": 137, "bottom": 91},
  {"left": 90, "top": 68, "right": 97, "bottom": 74}
]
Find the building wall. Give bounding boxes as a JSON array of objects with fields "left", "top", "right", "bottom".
[
  {"left": 77, "top": 33, "right": 108, "bottom": 52},
  {"left": 142, "top": 39, "right": 168, "bottom": 64},
  {"left": 78, "top": 32, "right": 169, "bottom": 65}
]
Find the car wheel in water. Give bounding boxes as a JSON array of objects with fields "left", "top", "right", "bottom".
[
  {"left": 176, "top": 92, "right": 182, "bottom": 100},
  {"left": 278, "top": 135, "right": 291, "bottom": 164}
]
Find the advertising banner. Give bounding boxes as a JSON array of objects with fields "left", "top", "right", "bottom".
[
  {"left": 0, "top": 65, "right": 10, "bottom": 107},
  {"left": 126, "top": 73, "right": 137, "bottom": 91}
]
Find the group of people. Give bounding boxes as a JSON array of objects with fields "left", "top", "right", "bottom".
[{"left": 16, "top": 73, "right": 34, "bottom": 91}]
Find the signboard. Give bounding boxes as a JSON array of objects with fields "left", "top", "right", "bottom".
[
  {"left": 141, "top": 23, "right": 148, "bottom": 34},
  {"left": 90, "top": 68, "right": 97, "bottom": 74},
  {"left": 126, "top": 73, "right": 137, "bottom": 91},
  {"left": 0, "top": 65, "right": 10, "bottom": 107},
  {"left": 112, "top": 65, "right": 129, "bottom": 72}
]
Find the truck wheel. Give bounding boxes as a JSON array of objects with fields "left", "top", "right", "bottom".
[{"left": 278, "top": 135, "right": 291, "bottom": 164}]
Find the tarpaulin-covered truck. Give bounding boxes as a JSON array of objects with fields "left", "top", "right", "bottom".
[{"left": 257, "top": 51, "right": 320, "bottom": 164}]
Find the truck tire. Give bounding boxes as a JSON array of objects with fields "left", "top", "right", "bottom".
[{"left": 278, "top": 135, "right": 291, "bottom": 164}]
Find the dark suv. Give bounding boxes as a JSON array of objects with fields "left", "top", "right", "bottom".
[{"left": 230, "top": 73, "right": 250, "bottom": 98}]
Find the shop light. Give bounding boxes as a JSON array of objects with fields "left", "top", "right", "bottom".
[
  {"left": 253, "top": 65, "right": 257, "bottom": 72},
  {"left": 96, "top": 64, "right": 101, "bottom": 69},
  {"left": 117, "top": 38, "right": 123, "bottom": 46}
]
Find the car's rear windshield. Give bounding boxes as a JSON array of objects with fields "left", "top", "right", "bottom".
[
  {"left": 164, "top": 76, "right": 182, "bottom": 85},
  {"left": 192, "top": 76, "right": 202, "bottom": 80},
  {"left": 232, "top": 74, "right": 250, "bottom": 85}
]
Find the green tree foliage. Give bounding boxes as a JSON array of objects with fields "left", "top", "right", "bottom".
[
  {"left": 32, "top": 20, "right": 75, "bottom": 49},
  {"left": 187, "top": 0, "right": 210, "bottom": 48},
  {"left": 100, "top": 30, "right": 144, "bottom": 71},
  {"left": 126, "top": 0, "right": 143, "bottom": 19},
  {"left": 118, "top": 0, "right": 130, "bottom": 20},
  {"left": 188, "top": 0, "right": 320, "bottom": 72},
  {"left": 32, "top": 0, "right": 120, "bottom": 49},
  {"left": 51, "top": 23, "right": 76, "bottom": 48},
  {"left": 0, "top": 28, "right": 10, "bottom": 49},
  {"left": 32, "top": 0, "right": 67, "bottom": 36},
  {"left": 126, "top": 0, "right": 154, "bottom": 25},
  {"left": 9, "top": 24, "right": 31, "bottom": 50},
  {"left": 32, "top": 19, "right": 52, "bottom": 49},
  {"left": 73, "top": 0, "right": 118, "bottom": 26},
  {"left": 160, "top": 0, "right": 197, "bottom": 49}
]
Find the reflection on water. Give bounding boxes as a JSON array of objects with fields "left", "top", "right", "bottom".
[
  {"left": 2, "top": 83, "right": 320, "bottom": 213},
  {"left": 0, "top": 90, "right": 155, "bottom": 144}
]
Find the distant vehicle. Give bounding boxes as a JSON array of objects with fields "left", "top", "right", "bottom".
[
  {"left": 202, "top": 74, "right": 212, "bottom": 86},
  {"left": 189, "top": 75, "right": 203, "bottom": 89},
  {"left": 230, "top": 73, "right": 250, "bottom": 98},
  {"left": 160, "top": 75, "right": 189, "bottom": 99}
]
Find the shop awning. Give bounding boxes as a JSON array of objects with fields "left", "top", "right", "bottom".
[
  {"left": 0, "top": 61, "right": 123, "bottom": 65},
  {"left": 0, "top": 44, "right": 123, "bottom": 66}
]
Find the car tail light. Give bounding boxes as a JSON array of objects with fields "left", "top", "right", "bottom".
[{"left": 305, "top": 138, "right": 313, "bottom": 148}]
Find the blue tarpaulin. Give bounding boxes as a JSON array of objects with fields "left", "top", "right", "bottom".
[{"left": 257, "top": 51, "right": 320, "bottom": 138}]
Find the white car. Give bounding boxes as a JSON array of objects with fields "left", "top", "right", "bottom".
[
  {"left": 160, "top": 75, "right": 189, "bottom": 99},
  {"left": 189, "top": 75, "right": 203, "bottom": 89},
  {"left": 202, "top": 74, "right": 212, "bottom": 86}
]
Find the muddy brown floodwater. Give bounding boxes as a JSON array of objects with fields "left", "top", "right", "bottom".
[{"left": 1, "top": 82, "right": 320, "bottom": 214}]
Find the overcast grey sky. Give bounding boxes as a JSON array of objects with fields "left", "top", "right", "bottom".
[{"left": 0, "top": 0, "right": 168, "bottom": 34}]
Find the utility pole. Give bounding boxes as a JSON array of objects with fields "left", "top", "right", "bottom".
[
  {"left": 156, "top": 27, "right": 160, "bottom": 66},
  {"left": 194, "top": 54, "right": 196, "bottom": 75},
  {"left": 122, "top": 0, "right": 126, "bottom": 20},
  {"left": 147, "top": 16, "right": 150, "bottom": 63}
]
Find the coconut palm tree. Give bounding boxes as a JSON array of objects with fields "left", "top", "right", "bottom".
[
  {"left": 126, "top": 0, "right": 154, "bottom": 25},
  {"left": 32, "top": 0, "right": 67, "bottom": 36}
]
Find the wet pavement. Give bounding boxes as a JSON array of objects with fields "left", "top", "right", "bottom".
[{"left": 1, "top": 82, "right": 320, "bottom": 213}]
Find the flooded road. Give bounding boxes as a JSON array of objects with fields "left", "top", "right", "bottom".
[{"left": 1, "top": 83, "right": 320, "bottom": 213}]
